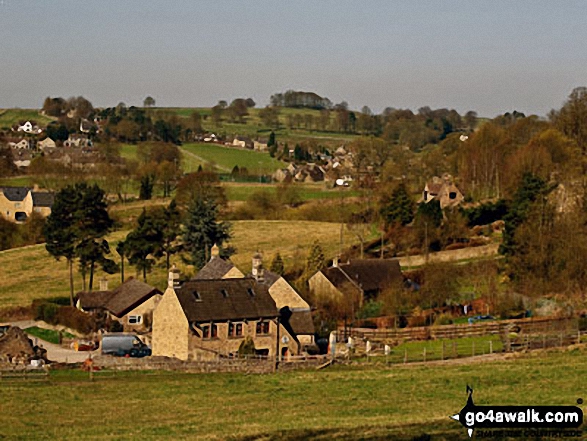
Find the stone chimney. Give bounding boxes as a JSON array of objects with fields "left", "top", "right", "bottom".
[
  {"left": 252, "top": 252, "right": 264, "bottom": 282},
  {"left": 211, "top": 243, "right": 220, "bottom": 259},
  {"left": 99, "top": 277, "right": 108, "bottom": 291},
  {"left": 168, "top": 264, "right": 180, "bottom": 289}
]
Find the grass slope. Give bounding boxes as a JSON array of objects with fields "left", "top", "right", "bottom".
[
  {"left": 0, "top": 221, "right": 352, "bottom": 308},
  {"left": 181, "top": 143, "right": 286, "bottom": 174},
  {"left": 0, "top": 109, "right": 55, "bottom": 129},
  {"left": 1, "top": 348, "right": 585, "bottom": 440}
]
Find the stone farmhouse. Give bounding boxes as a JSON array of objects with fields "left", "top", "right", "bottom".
[
  {"left": 77, "top": 278, "right": 162, "bottom": 334},
  {"left": 0, "top": 187, "right": 54, "bottom": 222},
  {"left": 422, "top": 175, "right": 464, "bottom": 209},
  {"left": 309, "top": 258, "right": 403, "bottom": 307},
  {"left": 194, "top": 246, "right": 315, "bottom": 347},
  {"left": 152, "top": 269, "right": 302, "bottom": 360},
  {"left": 37, "top": 137, "right": 56, "bottom": 151}
]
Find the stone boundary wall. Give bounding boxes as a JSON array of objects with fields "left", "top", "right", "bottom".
[
  {"left": 398, "top": 243, "right": 499, "bottom": 268},
  {"left": 92, "top": 354, "right": 330, "bottom": 374}
]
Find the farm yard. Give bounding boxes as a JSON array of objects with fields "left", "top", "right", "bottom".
[{"left": 1, "top": 348, "right": 585, "bottom": 440}]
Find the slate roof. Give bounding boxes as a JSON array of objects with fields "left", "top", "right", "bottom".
[
  {"left": 0, "top": 187, "right": 29, "bottom": 202},
  {"left": 77, "top": 278, "right": 162, "bottom": 318},
  {"left": 245, "top": 269, "right": 280, "bottom": 288},
  {"left": 175, "top": 278, "right": 278, "bottom": 323},
  {"left": 289, "top": 310, "right": 315, "bottom": 335},
  {"left": 193, "top": 257, "right": 237, "bottom": 280},
  {"left": 322, "top": 259, "right": 403, "bottom": 294},
  {"left": 31, "top": 192, "right": 54, "bottom": 207}
]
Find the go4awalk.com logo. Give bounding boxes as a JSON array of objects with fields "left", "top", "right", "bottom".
[{"left": 450, "top": 386, "right": 583, "bottom": 438}]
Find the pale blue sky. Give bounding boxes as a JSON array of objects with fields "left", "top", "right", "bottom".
[{"left": 1, "top": 1, "right": 586, "bottom": 116}]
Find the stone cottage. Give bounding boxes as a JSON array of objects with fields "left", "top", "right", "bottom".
[{"left": 152, "top": 269, "right": 300, "bottom": 360}]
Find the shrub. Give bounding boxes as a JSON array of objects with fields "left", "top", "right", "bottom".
[
  {"left": 238, "top": 337, "right": 256, "bottom": 356},
  {"left": 433, "top": 314, "right": 454, "bottom": 326},
  {"left": 54, "top": 306, "right": 97, "bottom": 335},
  {"left": 108, "top": 320, "right": 124, "bottom": 333}
]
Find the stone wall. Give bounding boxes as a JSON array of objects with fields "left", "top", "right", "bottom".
[{"left": 152, "top": 288, "right": 190, "bottom": 360}]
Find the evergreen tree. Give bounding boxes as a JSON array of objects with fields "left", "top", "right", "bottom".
[
  {"left": 305, "top": 240, "right": 325, "bottom": 277},
  {"left": 139, "top": 174, "right": 155, "bottom": 200},
  {"left": 124, "top": 209, "right": 163, "bottom": 282},
  {"left": 160, "top": 199, "right": 182, "bottom": 270},
  {"left": 44, "top": 183, "right": 113, "bottom": 304},
  {"left": 380, "top": 182, "right": 414, "bottom": 226},
  {"left": 182, "top": 197, "right": 232, "bottom": 269},
  {"left": 500, "top": 173, "right": 550, "bottom": 257},
  {"left": 267, "top": 131, "right": 276, "bottom": 147},
  {"left": 270, "top": 252, "right": 285, "bottom": 275}
]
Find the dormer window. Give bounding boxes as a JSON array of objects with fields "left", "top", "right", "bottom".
[
  {"left": 247, "top": 288, "right": 255, "bottom": 297},
  {"left": 221, "top": 289, "right": 229, "bottom": 298},
  {"left": 193, "top": 290, "right": 201, "bottom": 301}
]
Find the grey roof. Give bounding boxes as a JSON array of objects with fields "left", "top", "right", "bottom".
[
  {"left": 322, "top": 259, "right": 403, "bottom": 293},
  {"left": 77, "top": 278, "right": 162, "bottom": 318},
  {"left": 31, "top": 192, "right": 54, "bottom": 207},
  {"left": 176, "top": 278, "right": 278, "bottom": 323},
  {"left": 193, "top": 257, "right": 237, "bottom": 280},
  {"left": 289, "top": 310, "right": 315, "bottom": 335},
  {"left": 1, "top": 187, "right": 29, "bottom": 202},
  {"left": 246, "top": 269, "right": 280, "bottom": 288}
]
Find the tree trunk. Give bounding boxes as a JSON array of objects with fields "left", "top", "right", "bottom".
[
  {"left": 89, "top": 261, "right": 95, "bottom": 291},
  {"left": 69, "top": 259, "right": 74, "bottom": 307},
  {"left": 143, "top": 265, "right": 147, "bottom": 282}
]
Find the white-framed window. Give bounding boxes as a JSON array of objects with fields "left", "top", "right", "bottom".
[{"left": 128, "top": 315, "right": 142, "bottom": 324}]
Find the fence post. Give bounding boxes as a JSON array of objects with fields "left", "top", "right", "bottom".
[
  {"left": 560, "top": 332, "right": 564, "bottom": 348},
  {"left": 453, "top": 341, "right": 457, "bottom": 358},
  {"left": 441, "top": 341, "right": 445, "bottom": 360},
  {"left": 423, "top": 347, "right": 426, "bottom": 362},
  {"left": 472, "top": 341, "right": 475, "bottom": 357},
  {"left": 489, "top": 340, "right": 493, "bottom": 354},
  {"left": 404, "top": 348, "right": 407, "bottom": 364},
  {"left": 543, "top": 334, "right": 546, "bottom": 349},
  {"left": 578, "top": 330, "right": 581, "bottom": 345}
]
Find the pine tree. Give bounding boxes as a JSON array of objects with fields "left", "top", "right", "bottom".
[
  {"left": 161, "top": 199, "right": 181, "bottom": 270},
  {"left": 124, "top": 209, "right": 163, "bottom": 282},
  {"left": 270, "top": 253, "right": 285, "bottom": 275},
  {"left": 44, "top": 183, "right": 113, "bottom": 304},
  {"left": 182, "top": 197, "right": 232, "bottom": 269},
  {"left": 380, "top": 182, "right": 415, "bottom": 226}
]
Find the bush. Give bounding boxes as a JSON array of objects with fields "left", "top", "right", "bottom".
[
  {"left": 238, "top": 337, "right": 256, "bottom": 356},
  {"left": 54, "top": 306, "right": 97, "bottom": 335},
  {"left": 108, "top": 320, "right": 123, "bottom": 332},
  {"left": 433, "top": 314, "right": 454, "bottom": 326},
  {"left": 35, "top": 303, "right": 59, "bottom": 324}
]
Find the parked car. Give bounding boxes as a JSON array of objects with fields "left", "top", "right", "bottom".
[{"left": 101, "top": 334, "right": 151, "bottom": 357}]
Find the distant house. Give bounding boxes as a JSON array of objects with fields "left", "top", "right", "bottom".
[
  {"left": 232, "top": 136, "right": 253, "bottom": 149},
  {"left": 15, "top": 121, "right": 42, "bottom": 134},
  {"left": 11, "top": 148, "right": 33, "bottom": 169},
  {"left": 0, "top": 187, "right": 54, "bottom": 222},
  {"left": 152, "top": 268, "right": 300, "bottom": 360},
  {"left": 253, "top": 139, "right": 268, "bottom": 152},
  {"left": 79, "top": 119, "right": 94, "bottom": 134},
  {"left": 422, "top": 175, "right": 464, "bottom": 209},
  {"left": 77, "top": 278, "right": 163, "bottom": 333},
  {"left": 8, "top": 139, "right": 30, "bottom": 150},
  {"left": 272, "top": 168, "right": 293, "bottom": 183},
  {"left": 63, "top": 134, "right": 91, "bottom": 148},
  {"left": 308, "top": 258, "right": 403, "bottom": 306},
  {"left": 37, "top": 137, "right": 56, "bottom": 151}
]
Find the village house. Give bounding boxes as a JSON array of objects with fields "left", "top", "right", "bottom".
[
  {"left": 253, "top": 139, "right": 268, "bottom": 151},
  {"left": 8, "top": 139, "right": 30, "bottom": 150},
  {"left": 63, "top": 134, "right": 91, "bottom": 148},
  {"left": 37, "top": 137, "right": 56, "bottom": 151},
  {"left": 152, "top": 268, "right": 301, "bottom": 360},
  {"left": 11, "top": 149, "right": 33, "bottom": 169},
  {"left": 422, "top": 174, "right": 464, "bottom": 209},
  {"left": 195, "top": 246, "right": 315, "bottom": 347},
  {"left": 232, "top": 136, "right": 253, "bottom": 149},
  {"left": 76, "top": 278, "right": 163, "bottom": 334},
  {"left": 308, "top": 258, "right": 403, "bottom": 307},
  {"left": 14, "top": 121, "right": 42, "bottom": 134},
  {"left": 0, "top": 187, "right": 54, "bottom": 222}
]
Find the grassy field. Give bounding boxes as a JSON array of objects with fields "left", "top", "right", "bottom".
[
  {"left": 181, "top": 143, "right": 286, "bottom": 174},
  {"left": 0, "top": 176, "right": 35, "bottom": 187},
  {"left": 0, "top": 108, "right": 55, "bottom": 129},
  {"left": 223, "top": 182, "right": 358, "bottom": 202},
  {"left": 24, "top": 326, "right": 74, "bottom": 344},
  {"left": 0, "top": 220, "right": 355, "bottom": 308},
  {"left": 1, "top": 348, "right": 585, "bottom": 440}
]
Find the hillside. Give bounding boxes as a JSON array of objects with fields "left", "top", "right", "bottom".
[
  {"left": 0, "top": 220, "right": 355, "bottom": 308},
  {"left": 0, "top": 109, "right": 55, "bottom": 130}
]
